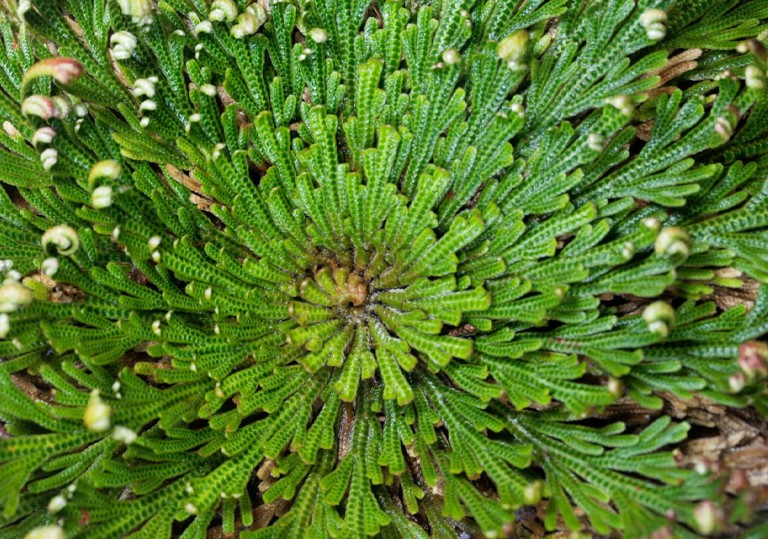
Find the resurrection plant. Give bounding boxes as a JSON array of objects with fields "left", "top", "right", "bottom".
[{"left": 1, "top": 0, "right": 768, "bottom": 538}]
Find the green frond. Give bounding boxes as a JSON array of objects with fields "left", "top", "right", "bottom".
[{"left": 0, "top": 1, "right": 767, "bottom": 538}]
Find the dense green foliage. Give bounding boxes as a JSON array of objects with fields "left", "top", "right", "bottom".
[{"left": 1, "top": 0, "right": 768, "bottom": 537}]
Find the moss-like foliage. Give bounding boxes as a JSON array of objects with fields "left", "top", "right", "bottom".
[{"left": 1, "top": 0, "right": 768, "bottom": 538}]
